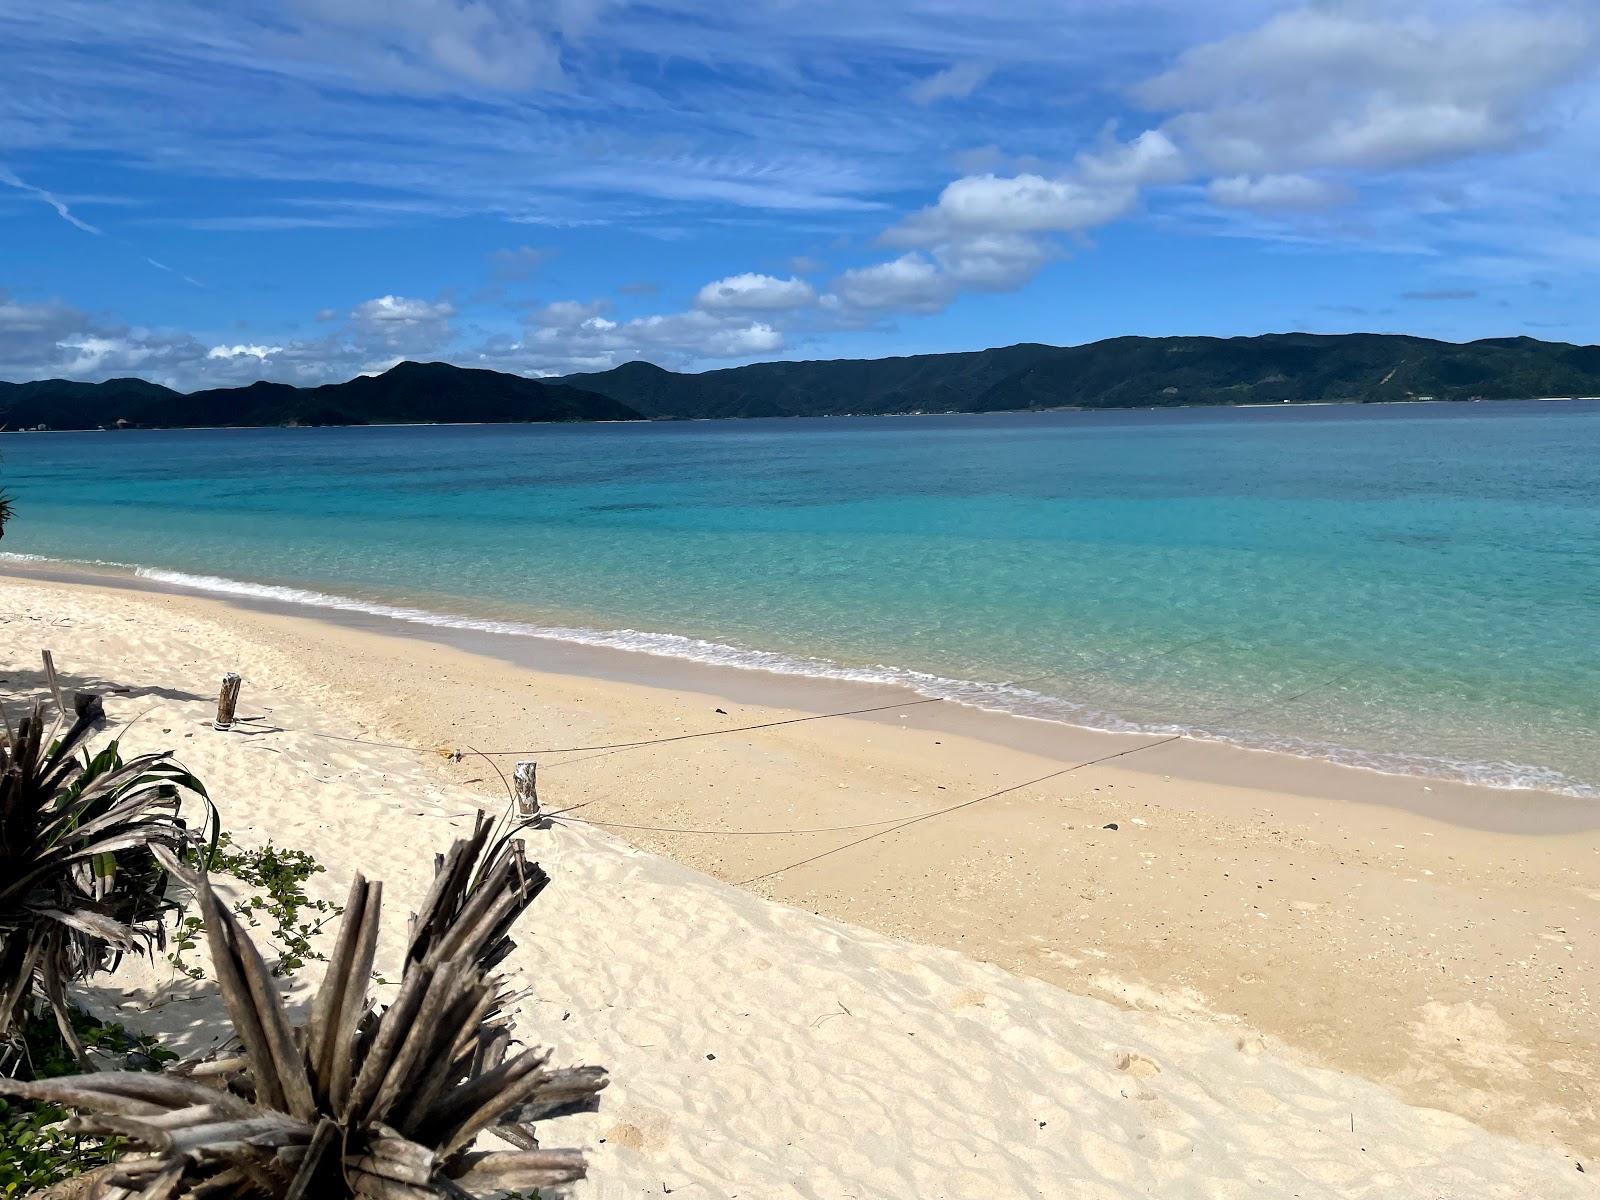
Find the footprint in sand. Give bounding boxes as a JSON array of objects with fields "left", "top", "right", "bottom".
[
  {"left": 603, "top": 1112, "right": 672, "bottom": 1153},
  {"left": 1116, "top": 1051, "right": 1161, "bottom": 1078}
]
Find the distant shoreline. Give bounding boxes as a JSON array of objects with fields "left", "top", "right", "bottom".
[{"left": 5, "top": 391, "right": 1596, "bottom": 435}]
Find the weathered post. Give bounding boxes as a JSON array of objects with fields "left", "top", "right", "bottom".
[
  {"left": 214, "top": 673, "right": 242, "bottom": 731},
  {"left": 513, "top": 760, "right": 541, "bottom": 823}
]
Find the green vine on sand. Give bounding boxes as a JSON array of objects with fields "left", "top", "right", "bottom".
[{"left": 170, "top": 833, "right": 343, "bottom": 979}]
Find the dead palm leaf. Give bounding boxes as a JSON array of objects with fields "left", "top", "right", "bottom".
[
  {"left": 2, "top": 816, "right": 607, "bottom": 1198},
  {"left": 2, "top": 697, "right": 216, "bottom": 1065}
]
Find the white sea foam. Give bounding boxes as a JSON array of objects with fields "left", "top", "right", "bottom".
[{"left": 4, "top": 551, "right": 1593, "bottom": 799}]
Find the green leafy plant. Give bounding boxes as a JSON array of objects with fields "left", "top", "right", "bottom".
[
  {"left": 3, "top": 816, "right": 608, "bottom": 1197},
  {"left": 1, "top": 1006, "right": 174, "bottom": 1197},
  {"left": 1, "top": 696, "right": 216, "bottom": 1064},
  {"left": 169, "top": 835, "right": 341, "bottom": 979}
]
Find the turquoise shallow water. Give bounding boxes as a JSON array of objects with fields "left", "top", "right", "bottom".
[{"left": 3, "top": 401, "right": 1597, "bottom": 796}]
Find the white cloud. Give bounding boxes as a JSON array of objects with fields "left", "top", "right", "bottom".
[
  {"left": 531, "top": 300, "right": 611, "bottom": 329},
  {"left": 350, "top": 294, "right": 454, "bottom": 328},
  {"left": 347, "top": 294, "right": 456, "bottom": 354},
  {"left": 207, "top": 343, "right": 284, "bottom": 361},
  {"left": 932, "top": 233, "right": 1055, "bottom": 290},
  {"left": 1208, "top": 173, "right": 1351, "bottom": 211},
  {"left": 1, "top": 288, "right": 479, "bottom": 389},
  {"left": 908, "top": 61, "right": 995, "bottom": 106},
  {"left": 695, "top": 272, "right": 816, "bottom": 312},
  {"left": 1139, "top": 7, "right": 1597, "bottom": 174},
  {"left": 1074, "top": 129, "right": 1188, "bottom": 187},
  {"left": 508, "top": 301, "right": 787, "bottom": 372},
  {"left": 0, "top": 165, "right": 103, "bottom": 234},
  {"left": 827, "top": 254, "right": 955, "bottom": 314},
  {"left": 888, "top": 173, "right": 1136, "bottom": 245}
]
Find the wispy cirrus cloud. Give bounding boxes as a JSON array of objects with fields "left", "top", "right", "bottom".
[
  {"left": 0, "top": 165, "right": 102, "bottom": 234},
  {"left": 3, "top": 1, "right": 1599, "bottom": 385}
]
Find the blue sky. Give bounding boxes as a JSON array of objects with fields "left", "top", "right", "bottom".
[{"left": 2, "top": 0, "right": 1598, "bottom": 388}]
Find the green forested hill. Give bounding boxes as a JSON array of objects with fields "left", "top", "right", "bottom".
[
  {"left": 5, "top": 334, "right": 1599, "bottom": 431},
  {"left": 562, "top": 333, "right": 1600, "bottom": 416}
]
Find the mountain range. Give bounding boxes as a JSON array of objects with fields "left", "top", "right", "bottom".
[{"left": 4, "top": 333, "right": 1599, "bottom": 431}]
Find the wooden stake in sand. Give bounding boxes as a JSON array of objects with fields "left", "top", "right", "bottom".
[
  {"left": 513, "top": 760, "right": 541, "bottom": 823},
  {"left": 214, "top": 672, "right": 242, "bottom": 731}
]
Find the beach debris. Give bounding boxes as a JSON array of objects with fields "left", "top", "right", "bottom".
[
  {"left": 212, "top": 671, "right": 242, "bottom": 730},
  {"left": 1103, "top": 822, "right": 1119, "bottom": 831},
  {"left": 2, "top": 815, "right": 608, "bottom": 1198}
]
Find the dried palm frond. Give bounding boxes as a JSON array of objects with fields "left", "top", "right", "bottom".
[
  {"left": 2, "top": 695, "right": 216, "bottom": 1064},
  {"left": 2, "top": 817, "right": 608, "bottom": 1198}
]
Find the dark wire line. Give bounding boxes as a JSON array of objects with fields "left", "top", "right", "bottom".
[
  {"left": 477, "top": 629, "right": 1224, "bottom": 756},
  {"left": 229, "top": 629, "right": 1223, "bottom": 761},
  {"left": 732, "top": 664, "right": 1363, "bottom": 886},
  {"left": 533, "top": 634, "right": 1229, "bottom": 826},
  {"left": 472, "top": 696, "right": 948, "bottom": 756},
  {"left": 550, "top": 812, "right": 916, "bottom": 836}
]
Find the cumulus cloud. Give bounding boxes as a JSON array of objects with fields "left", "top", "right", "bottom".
[
  {"left": 1074, "top": 129, "right": 1188, "bottom": 187},
  {"left": 931, "top": 233, "right": 1055, "bottom": 290},
  {"left": 888, "top": 173, "right": 1136, "bottom": 245},
  {"left": 481, "top": 296, "right": 789, "bottom": 373},
  {"left": 347, "top": 294, "right": 456, "bottom": 355},
  {"left": 1207, "top": 173, "right": 1351, "bottom": 211},
  {"left": 1138, "top": 7, "right": 1597, "bottom": 174},
  {"left": 206, "top": 343, "right": 284, "bottom": 361},
  {"left": 0, "top": 289, "right": 465, "bottom": 389},
  {"left": 0, "top": 292, "right": 211, "bottom": 385},
  {"left": 350, "top": 294, "right": 454, "bottom": 327},
  {"left": 864, "top": 169, "right": 1136, "bottom": 311},
  {"left": 908, "top": 61, "right": 995, "bottom": 105},
  {"left": 695, "top": 273, "right": 816, "bottom": 312},
  {"left": 826, "top": 254, "right": 955, "bottom": 314},
  {"left": 531, "top": 300, "right": 611, "bottom": 328}
]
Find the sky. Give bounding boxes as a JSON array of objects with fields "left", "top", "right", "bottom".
[{"left": 2, "top": 0, "right": 1598, "bottom": 389}]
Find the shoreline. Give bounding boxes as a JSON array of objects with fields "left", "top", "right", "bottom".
[
  {"left": 3, "top": 563, "right": 1598, "bottom": 1163},
  {"left": 5, "top": 555, "right": 1596, "bottom": 831}
]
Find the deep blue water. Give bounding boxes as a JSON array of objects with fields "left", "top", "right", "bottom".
[{"left": 3, "top": 401, "right": 1597, "bottom": 796}]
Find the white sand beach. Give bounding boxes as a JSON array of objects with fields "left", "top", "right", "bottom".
[{"left": 2, "top": 570, "right": 1595, "bottom": 1198}]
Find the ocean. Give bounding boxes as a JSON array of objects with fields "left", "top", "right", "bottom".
[{"left": 3, "top": 400, "right": 1597, "bottom": 797}]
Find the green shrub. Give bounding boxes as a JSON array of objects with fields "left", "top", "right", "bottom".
[{"left": 0, "top": 1007, "right": 174, "bottom": 1196}]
